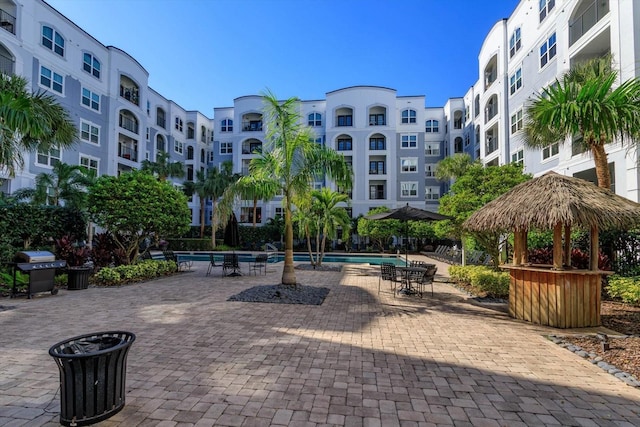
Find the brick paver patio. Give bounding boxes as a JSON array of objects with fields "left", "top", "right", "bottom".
[{"left": 1, "top": 256, "right": 639, "bottom": 426}]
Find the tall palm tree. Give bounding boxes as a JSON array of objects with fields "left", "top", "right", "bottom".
[
  {"left": 524, "top": 56, "right": 640, "bottom": 190},
  {"left": 226, "top": 174, "right": 279, "bottom": 228},
  {"left": 0, "top": 74, "right": 77, "bottom": 177},
  {"left": 246, "top": 90, "right": 352, "bottom": 285},
  {"left": 141, "top": 150, "right": 185, "bottom": 181},
  {"left": 309, "top": 188, "right": 351, "bottom": 266},
  {"left": 183, "top": 169, "right": 208, "bottom": 238},
  {"left": 205, "top": 160, "right": 238, "bottom": 248},
  {"left": 13, "top": 162, "right": 94, "bottom": 209}
]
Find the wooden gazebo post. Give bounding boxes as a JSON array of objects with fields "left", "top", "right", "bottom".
[
  {"left": 590, "top": 225, "right": 599, "bottom": 271},
  {"left": 553, "top": 223, "right": 563, "bottom": 269}
]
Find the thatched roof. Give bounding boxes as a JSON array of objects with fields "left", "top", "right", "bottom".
[{"left": 463, "top": 171, "right": 640, "bottom": 232}]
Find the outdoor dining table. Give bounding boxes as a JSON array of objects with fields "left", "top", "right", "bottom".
[{"left": 395, "top": 266, "right": 427, "bottom": 295}]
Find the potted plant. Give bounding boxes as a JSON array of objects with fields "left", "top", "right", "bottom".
[{"left": 54, "top": 235, "right": 92, "bottom": 290}]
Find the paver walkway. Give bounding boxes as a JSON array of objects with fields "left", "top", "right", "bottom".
[{"left": 1, "top": 256, "right": 639, "bottom": 426}]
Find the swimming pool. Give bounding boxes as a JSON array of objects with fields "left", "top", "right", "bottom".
[{"left": 175, "top": 252, "right": 406, "bottom": 266}]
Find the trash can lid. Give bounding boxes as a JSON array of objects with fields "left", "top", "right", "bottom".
[{"left": 49, "top": 331, "right": 135, "bottom": 358}]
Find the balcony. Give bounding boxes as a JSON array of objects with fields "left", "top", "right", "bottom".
[
  {"left": 0, "top": 49, "right": 13, "bottom": 75},
  {"left": 118, "top": 143, "right": 138, "bottom": 162},
  {"left": 569, "top": 0, "right": 609, "bottom": 46},
  {"left": 242, "top": 142, "right": 262, "bottom": 154},
  {"left": 120, "top": 86, "right": 139, "bottom": 106},
  {"left": 0, "top": 8, "right": 15, "bottom": 35},
  {"left": 485, "top": 137, "right": 499, "bottom": 155},
  {"left": 485, "top": 105, "right": 498, "bottom": 124},
  {"left": 242, "top": 121, "right": 263, "bottom": 132},
  {"left": 119, "top": 114, "right": 138, "bottom": 134}
]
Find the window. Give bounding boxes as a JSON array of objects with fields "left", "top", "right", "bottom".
[
  {"left": 369, "top": 137, "right": 385, "bottom": 150},
  {"left": 174, "top": 140, "right": 184, "bottom": 154},
  {"left": 337, "top": 115, "right": 352, "bottom": 126},
  {"left": 539, "top": 0, "right": 555, "bottom": 22},
  {"left": 337, "top": 137, "right": 352, "bottom": 151},
  {"left": 539, "top": 32, "right": 557, "bottom": 68},
  {"left": 207, "top": 151, "right": 214, "bottom": 163},
  {"left": 157, "top": 108, "right": 166, "bottom": 128},
  {"left": 82, "top": 88, "right": 100, "bottom": 111},
  {"left": 454, "top": 137, "right": 463, "bottom": 153},
  {"left": 308, "top": 113, "right": 322, "bottom": 126},
  {"left": 275, "top": 207, "right": 284, "bottom": 218},
  {"left": 83, "top": 53, "right": 101, "bottom": 78},
  {"left": 509, "top": 27, "right": 522, "bottom": 58},
  {"left": 401, "top": 158, "right": 418, "bottom": 173},
  {"left": 369, "top": 114, "right": 385, "bottom": 126},
  {"left": 201, "top": 126, "right": 207, "bottom": 143},
  {"left": 220, "top": 142, "right": 232, "bottom": 154},
  {"left": 369, "top": 184, "right": 385, "bottom": 200},
  {"left": 146, "top": 101, "right": 151, "bottom": 116},
  {"left": 146, "top": 127, "right": 150, "bottom": 141},
  {"left": 542, "top": 142, "right": 559, "bottom": 160},
  {"left": 369, "top": 161, "right": 385, "bottom": 174},
  {"left": 509, "top": 68, "right": 522, "bottom": 95},
  {"left": 221, "top": 119, "right": 233, "bottom": 132},
  {"left": 187, "top": 122, "right": 195, "bottom": 139},
  {"left": 401, "top": 134, "right": 417, "bottom": 148},
  {"left": 175, "top": 117, "right": 183, "bottom": 132},
  {"left": 425, "top": 120, "right": 439, "bottom": 133},
  {"left": 187, "top": 146, "right": 194, "bottom": 160},
  {"left": 240, "top": 207, "right": 262, "bottom": 224},
  {"left": 37, "top": 146, "right": 61, "bottom": 166},
  {"left": 79, "top": 155, "right": 99, "bottom": 176},
  {"left": 510, "top": 109, "right": 523, "bottom": 134},
  {"left": 401, "top": 109, "right": 416, "bottom": 124},
  {"left": 425, "top": 164, "right": 436, "bottom": 177},
  {"left": 464, "top": 133, "right": 470, "bottom": 147},
  {"left": 425, "top": 186, "right": 440, "bottom": 201},
  {"left": 156, "top": 135, "right": 165, "bottom": 152},
  {"left": 42, "top": 26, "right": 64, "bottom": 56},
  {"left": 474, "top": 95, "right": 480, "bottom": 117},
  {"left": 80, "top": 120, "right": 99, "bottom": 144},
  {"left": 39, "top": 66, "right": 63, "bottom": 94},
  {"left": 401, "top": 182, "right": 418, "bottom": 197},
  {"left": 511, "top": 149, "right": 524, "bottom": 165},
  {"left": 425, "top": 143, "right": 440, "bottom": 156}
]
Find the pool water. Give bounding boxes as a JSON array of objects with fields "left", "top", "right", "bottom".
[{"left": 176, "top": 253, "right": 406, "bottom": 266}]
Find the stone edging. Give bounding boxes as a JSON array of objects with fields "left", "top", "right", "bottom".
[{"left": 547, "top": 335, "right": 640, "bottom": 388}]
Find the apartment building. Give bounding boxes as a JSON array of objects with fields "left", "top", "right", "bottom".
[
  {"left": 2, "top": 0, "right": 639, "bottom": 232},
  {"left": 0, "top": 0, "right": 214, "bottom": 226},
  {"left": 465, "top": 0, "right": 640, "bottom": 201}
]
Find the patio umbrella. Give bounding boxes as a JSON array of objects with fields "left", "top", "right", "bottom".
[
  {"left": 223, "top": 212, "right": 240, "bottom": 247},
  {"left": 366, "top": 204, "right": 451, "bottom": 265}
]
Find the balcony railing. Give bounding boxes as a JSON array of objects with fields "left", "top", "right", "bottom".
[
  {"left": 242, "top": 144, "right": 262, "bottom": 154},
  {"left": 242, "top": 121, "right": 262, "bottom": 132},
  {"left": 120, "top": 85, "right": 139, "bottom": 106},
  {"left": 369, "top": 169, "right": 386, "bottom": 175},
  {"left": 0, "top": 52, "right": 14, "bottom": 75},
  {"left": 0, "top": 9, "right": 16, "bottom": 35},
  {"left": 569, "top": 0, "right": 609, "bottom": 46},
  {"left": 118, "top": 144, "right": 138, "bottom": 162},
  {"left": 119, "top": 115, "right": 139, "bottom": 134},
  {"left": 370, "top": 190, "right": 385, "bottom": 200},
  {"left": 485, "top": 137, "right": 499, "bottom": 155},
  {"left": 485, "top": 105, "right": 498, "bottom": 124}
]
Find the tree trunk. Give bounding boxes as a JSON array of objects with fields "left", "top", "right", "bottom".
[
  {"left": 252, "top": 197, "right": 258, "bottom": 228},
  {"left": 211, "top": 200, "right": 218, "bottom": 249},
  {"left": 282, "top": 201, "right": 297, "bottom": 285},
  {"left": 591, "top": 143, "right": 611, "bottom": 190},
  {"left": 305, "top": 225, "right": 315, "bottom": 266},
  {"left": 199, "top": 198, "right": 205, "bottom": 238}
]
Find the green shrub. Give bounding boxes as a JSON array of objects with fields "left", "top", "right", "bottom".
[
  {"left": 93, "top": 260, "right": 177, "bottom": 286},
  {"left": 94, "top": 268, "right": 121, "bottom": 286},
  {"left": 607, "top": 275, "right": 640, "bottom": 304},
  {"left": 448, "top": 265, "right": 509, "bottom": 298}
]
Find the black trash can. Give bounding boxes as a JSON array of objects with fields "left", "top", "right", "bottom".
[{"left": 49, "top": 331, "right": 136, "bottom": 426}]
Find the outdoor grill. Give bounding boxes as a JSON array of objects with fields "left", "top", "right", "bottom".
[{"left": 11, "top": 251, "right": 66, "bottom": 298}]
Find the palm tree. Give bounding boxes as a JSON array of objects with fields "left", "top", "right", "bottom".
[
  {"left": 13, "top": 162, "right": 94, "bottom": 209},
  {"left": 226, "top": 174, "right": 278, "bottom": 228},
  {"left": 309, "top": 188, "right": 351, "bottom": 266},
  {"left": 246, "top": 90, "right": 352, "bottom": 285},
  {"left": 205, "top": 161, "right": 238, "bottom": 248},
  {"left": 435, "top": 153, "right": 476, "bottom": 181},
  {"left": 183, "top": 169, "right": 208, "bottom": 238},
  {"left": 141, "top": 150, "right": 185, "bottom": 181},
  {"left": 0, "top": 74, "right": 77, "bottom": 177},
  {"left": 524, "top": 56, "right": 640, "bottom": 190}
]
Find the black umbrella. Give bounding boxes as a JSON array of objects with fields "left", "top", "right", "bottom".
[
  {"left": 223, "top": 213, "right": 240, "bottom": 247},
  {"left": 366, "top": 204, "right": 450, "bottom": 265}
]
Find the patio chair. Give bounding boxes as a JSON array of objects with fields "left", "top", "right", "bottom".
[
  {"left": 249, "top": 254, "right": 268, "bottom": 275},
  {"left": 416, "top": 266, "right": 437, "bottom": 298},
  {"left": 206, "top": 253, "right": 222, "bottom": 276},
  {"left": 163, "top": 250, "right": 192, "bottom": 271},
  {"left": 379, "top": 262, "right": 401, "bottom": 297},
  {"left": 223, "top": 253, "right": 241, "bottom": 276}
]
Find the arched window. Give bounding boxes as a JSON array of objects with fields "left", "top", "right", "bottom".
[
  {"left": 221, "top": 119, "right": 233, "bottom": 132},
  {"left": 425, "top": 120, "right": 439, "bottom": 133},
  {"left": 156, "top": 134, "right": 165, "bottom": 152},
  {"left": 42, "top": 25, "right": 64, "bottom": 56},
  {"left": 401, "top": 109, "right": 416, "bottom": 124},
  {"left": 308, "top": 113, "right": 322, "bottom": 127},
  {"left": 0, "top": 44, "right": 15, "bottom": 75},
  {"left": 83, "top": 53, "right": 101, "bottom": 78},
  {"left": 156, "top": 108, "right": 166, "bottom": 128},
  {"left": 187, "top": 122, "right": 195, "bottom": 139},
  {"left": 118, "top": 110, "right": 139, "bottom": 134},
  {"left": 187, "top": 146, "right": 194, "bottom": 160}
]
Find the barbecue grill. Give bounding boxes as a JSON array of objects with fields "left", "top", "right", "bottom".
[{"left": 12, "top": 251, "right": 66, "bottom": 298}]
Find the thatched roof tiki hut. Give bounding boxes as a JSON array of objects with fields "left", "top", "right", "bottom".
[{"left": 464, "top": 171, "right": 640, "bottom": 328}]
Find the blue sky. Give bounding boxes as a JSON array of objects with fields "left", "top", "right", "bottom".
[{"left": 46, "top": 0, "right": 519, "bottom": 116}]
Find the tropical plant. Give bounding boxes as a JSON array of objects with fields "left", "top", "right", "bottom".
[
  {"left": 204, "top": 161, "right": 239, "bottom": 248},
  {"left": 304, "top": 188, "right": 350, "bottom": 266},
  {"left": 141, "top": 150, "right": 185, "bottom": 181},
  {"left": 357, "top": 207, "right": 402, "bottom": 253},
  {"left": 0, "top": 74, "right": 77, "bottom": 177},
  {"left": 183, "top": 169, "right": 208, "bottom": 238},
  {"left": 54, "top": 234, "right": 91, "bottom": 267},
  {"left": 88, "top": 170, "right": 191, "bottom": 264},
  {"left": 524, "top": 55, "right": 640, "bottom": 190},
  {"left": 226, "top": 174, "right": 278, "bottom": 228},
  {"left": 435, "top": 153, "right": 477, "bottom": 181},
  {"left": 12, "top": 162, "right": 94, "bottom": 209},
  {"left": 243, "top": 90, "right": 352, "bottom": 285}
]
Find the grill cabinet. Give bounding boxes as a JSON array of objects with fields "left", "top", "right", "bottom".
[{"left": 12, "top": 251, "right": 66, "bottom": 298}]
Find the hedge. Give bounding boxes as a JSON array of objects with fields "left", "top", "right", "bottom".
[
  {"left": 607, "top": 275, "right": 640, "bottom": 305},
  {"left": 448, "top": 265, "right": 510, "bottom": 298},
  {"left": 93, "top": 260, "right": 177, "bottom": 286}
]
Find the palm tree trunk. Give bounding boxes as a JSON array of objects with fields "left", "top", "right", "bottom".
[
  {"left": 211, "top": 200, "right": 218, "bottom": 249},
  {"left": 305, "top": 225, "right": 315, "bottom": 266},
  {"left": 199, "top": 198, "right": 205, "bottom": 238},
  {"left": 591, "top": 143, "right": 611, "bottom": 190},
  {"left": 282, "top": 201, "right": 297, "bottom": 285},
  {"left": 252, "top": 197, "right": 258, "bottom": 228}
]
